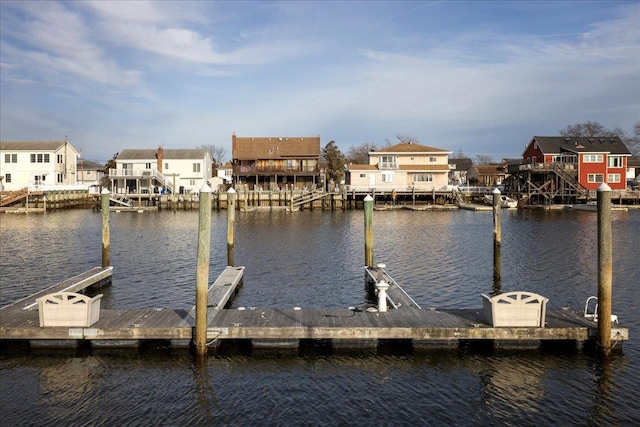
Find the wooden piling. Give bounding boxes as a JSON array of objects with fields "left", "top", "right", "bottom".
[
  {"left": 364, "top": 194, "right": 374, "bottom": 268},
  {"left": 597, "top": 183, "right": 613, "bottom": 356},
  {"left": 492, "top": 188, "right": 501, "bottom": 284},
  {"left": 101, "top": 189, "right": 110, "bottom": 268},
  {"left": 195, "top": 184, "right": 212, "bottom": 356},
  {"left": 227, "top": 188, "right": 236, "bottom": 267}
]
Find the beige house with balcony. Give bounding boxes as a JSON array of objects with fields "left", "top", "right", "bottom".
[
  {"left": 346, "top": 142, "right": 452, "bottom": 191},
  {"left": 0, "top": 140, "right": 80, "bottom": 191},
  {"left": 109, "top": 147, "right": 212, "bottom": 195}
]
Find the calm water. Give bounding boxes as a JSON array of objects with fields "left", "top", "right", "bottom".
[{"left": 0, "top": 208, "right": 638, "bottom": 426}]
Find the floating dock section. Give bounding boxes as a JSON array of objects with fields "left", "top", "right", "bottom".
[{"left": 0, "top": 265, "right": 629, "bottom": 354}]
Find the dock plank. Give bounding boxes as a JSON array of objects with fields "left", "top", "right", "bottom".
[{"left": 1, "top": 267, "right": 114, "bottom": 312}]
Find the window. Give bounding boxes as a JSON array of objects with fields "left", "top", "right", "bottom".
[
  {"left": 57, "top": 174, "right": 63, "bottom": 183},
  {"left": 381, "top": 172, "right": 394, "bottom": 183},
  {"left": 146, "top": 163, "right": 152, "bottom": 169},
  {"left": 587, "top": 174, "right": 604, "bottom": 183},
  {"left": 190, "top": 179, "right": 196, "bottom": 186},
  {"left": 30, "top": 153, "right": 50, "bottom": 163},
  {"left": 379, "top": 156, "right": 397, "bottom": 169},
  {"left": 607, "top": 174, "right": 620, "bottom": 183},
  {"left": 583, "top": 154, "right": 603, "bottom": 163},
  {"left": 193, "top": 163, "right": 201, "bottom": 173},
  {"left": 5, "top": 174, "right": 11, "bottom": 183},
  {"left": 224, "top": 170, "right": 232, "bottom": 177},
  {"left": 165, "top": 163, "right": 169, "bottom": 170},
  {"left": 285, "top": 160, "right": 296, "bottom": 168},
  {"left": 4, "top": 153, "right": 17, "bottom": 163},
  {"left": 414, "top": 174, "right": 433, "bottom": 182},
  {"left": 608, "top": 156, "right": 622, "bottom": 168},
  {"left": 57, "top": 154, "right": 63, "bottom": 163},
  {"left": 359, "top": 174, "right": 366, "bottom": 178},
  {"left": 429, "top": 157, "right": 437, "bottom": 163}
]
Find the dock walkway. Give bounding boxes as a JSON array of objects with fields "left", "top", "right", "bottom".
[{"left": 0, "top": 265, "right": 629, "bottom": 352}]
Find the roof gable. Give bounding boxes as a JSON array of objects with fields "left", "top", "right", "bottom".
[
  {"left": 374, "top": 142, "right": 450, "bottom": 154},
  {"left": 0, "top": 141, "right": 66, "bottom": 151},
  {"left": 117, "top": 148, "right": 209, "bottom": 160},
  {"left": 233, "top": 136, "right": 321, "bottom": 159},
  {"left": 530, "top": 136, "right": 631, "bottom": 155}
]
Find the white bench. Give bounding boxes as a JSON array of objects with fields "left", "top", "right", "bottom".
[
  {"left": 37, "top": 292, "right": 103, "bottom": 327},
  {"left": 482, "top": 291, "right": 548, "bottom": 327}
]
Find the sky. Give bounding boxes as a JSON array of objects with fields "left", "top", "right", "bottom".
[{"left": 1, "top": 1, "right": 638, "bottom": 163}]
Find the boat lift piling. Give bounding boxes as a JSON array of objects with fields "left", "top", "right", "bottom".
[
  {"left": 492, "top": 188, "right": 502, "bottom": 285},
  {"left": 195, "top": 184, "right": 212, "bottom": 356},
  {"left": 101, "top": 188, "right": 111, "bottom": 268},
  {"left": 364, "top": 195, "right": 374, "bottom": 268},
  {"left": 227, "top": 188, "right": 236, "bottom": 267},
  {"left": 597, "top": 183, "right": 613, "bottom": 357}
]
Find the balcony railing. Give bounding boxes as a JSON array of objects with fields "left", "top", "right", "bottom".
[
  {"left": 233, "top": 165, "right": 319, "bottom": 175},
  {"left": 378, "top": 162, "right": 398, "bottom": 170}
]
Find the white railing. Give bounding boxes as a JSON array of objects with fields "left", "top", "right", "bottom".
[{"left": 108, "top": 168, "right": 173, "bottom": 192}]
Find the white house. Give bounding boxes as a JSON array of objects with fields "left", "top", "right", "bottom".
[
  {"left": 346, "top": 142, "right": 452, "bottom": 191},
  {"left": 109, "top": 147, "right": 212, "bottom": 195},
  {"left": 0, "top": 140, "right": 80, "bottom": 191},
  {"left": 77, "top": 159, "right": 106, "bottom": 187}
]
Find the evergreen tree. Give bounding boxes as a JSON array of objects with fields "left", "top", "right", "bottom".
[{"left": 322, "top": 140, "right": 347, "bottom": 184}]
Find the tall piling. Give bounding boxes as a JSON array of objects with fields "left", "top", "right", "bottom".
[
  {"left": 101, "top": 188, "right": 110, "bottom": 268},
  {"left": 364, "top": 194, "right": 374, "bottom": 268},
  {"left": 227, "top": 188, "right": 236, "bottom": 267},
  {"left": 492, "top": 188, "right": 502, "bottom": 285},
  {"left": 195, "top": 184, "right": 212, "bottom": 356},
  {"left": 597, "top": 183, "right": 613, "bottom": 356}
]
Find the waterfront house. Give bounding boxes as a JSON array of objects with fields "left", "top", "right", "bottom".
[
  {"left": 216, "top": 162, "right": 233, "bottom": 185},
  {"left": 77, "top": 159, "right": 106, "bottom": 188},
  {"left": 232, "top": 134, "right": 321, "bottom": 190},
  {"left": 346, "top": 142, "right": 452, "bottom": 191},
  {"left": 520, "top": 136, "right": 631, "bottom": 191},
  {"left": 0, "top": 140, "right": 80, "bottom": 191},
  {"left": 448, "top": 158, "right": 473, "bottom": 185},
  {"left": 467, "top": 164, "right": 507, "bottom": 187},
  {"left": 109, "top": 147, "right": 212, "bottom": 195}
]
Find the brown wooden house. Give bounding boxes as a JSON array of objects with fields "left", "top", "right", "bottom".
[{"left": 232, "top": 134, "right": 321, "bottom": 190}]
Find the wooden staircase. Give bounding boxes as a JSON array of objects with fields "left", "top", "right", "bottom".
[
  {"left": 0, "top": 189, "right": 28, "bottom": 207},
  {"left": 290, "top": 189, "right": 330, "bottom": 210}
]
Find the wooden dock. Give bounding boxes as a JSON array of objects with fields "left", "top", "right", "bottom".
[{"left": 0, "top": 265, "right": 629, "bottom": 353}]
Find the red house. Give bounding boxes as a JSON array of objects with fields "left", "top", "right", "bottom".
[{"left": 522, "top": 136, "right": 631, "bottom": 191}]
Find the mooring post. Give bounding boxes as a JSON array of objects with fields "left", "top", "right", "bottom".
[
  {"left": 227, "top": 187, "right": 236, "bottom": 267},
  {"left": 195, "top": 184, "right": 212, "bottom": 356},
  {"left": 597, "top": 183, "right": 613, "bottom": 356},
  {"left": 364, "top": 194, "right": 374, "bottom": 268},
  {"left": 492, "top": 188, "right": 502, "bottom": 283},
  {"left": 101, "top": 188, "right": 110, "bottom": 267},
  {"left": 377, "top": 280, "right": 389, "bottom": 312}
]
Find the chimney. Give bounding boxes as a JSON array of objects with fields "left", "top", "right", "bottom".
[{"left": 157, "top": 147, "right": 163, "bottom": 173}]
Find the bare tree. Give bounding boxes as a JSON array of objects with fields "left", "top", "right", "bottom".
[
  {"left": 451, "top": 148, "right": 468, "bottom": 159},
  {"left": 559, "top": 121, "right": 626, "bottom": 138},
  {"left": 475, "top": 154, "right": 494, "bottom": 165},
  {"left": 626, "top": 121, "right": 640, "bottom": 155},
  {"left": 384, "top": 133, "right": 420, "bottom": 146},
  {"left": 346, "top": 142, "right": 378, "bottom": 164},
  {"left": 197, "top": 144, "right": 228, "bottom": 167}
]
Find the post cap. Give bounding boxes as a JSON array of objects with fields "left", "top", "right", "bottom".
[
  {"left": 101, "top": 188, "right": 110, "bottom": 195},
  {"left": 492, "top": 188, "right": 501, "bottom": 194},
  {"left": 227, "top": 187, "right": 236, "bottom": 194},
  {"left": 597, "top": 183, "right": 611, "bottom": 192},
  {"left": 377, "top": 263, "right": 386, "bottom": 269},
  {"left": 199, "top": 183, "right": 212, "bottom": 193},
  {"left": 364, "top": 195, "right": 373, "bottom": 201}
]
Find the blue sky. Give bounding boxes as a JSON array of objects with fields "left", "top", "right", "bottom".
[{"left": 1, "top": 1, "right": 638, "bottom": 163}]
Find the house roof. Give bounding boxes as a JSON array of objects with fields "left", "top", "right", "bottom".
[
  {"left": 628, "top": 156, "right": 640, "bottom": 167},
  {"left": 233, "top": 136, "right": 321, "bottom": 160},
  {"left": 346, "top": 164, "right": 450, "bottom": 172},
  {"left": 373, "top": 142, "right": 450, "bottom": 153},
  {"left": 472, "top": 164, "right": 505, "bottom": 175},
  {"left": 77, "top": 159, "right": 104, "bottom": 170},
  {"left": 117, "top": 149, "right": 209, "bottom": 160},
  {"left": 448, "top": 158, "right": 473, "bottom": 171},
  {"left": 529, "top": 136, "right": 631, "bottom": 155},
  {"left": 0, "top": 141, "right": 67, "bottom": 151}
]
